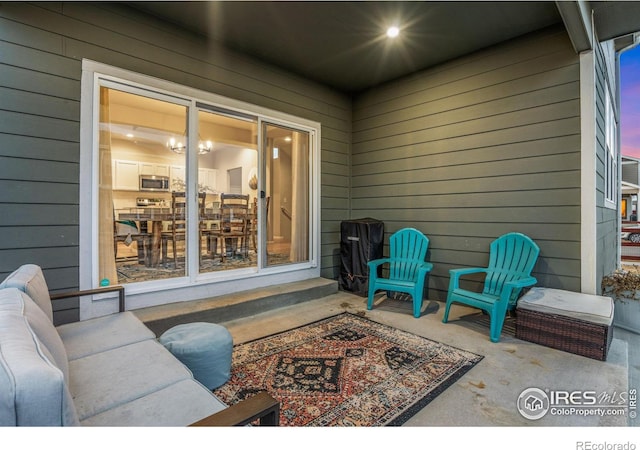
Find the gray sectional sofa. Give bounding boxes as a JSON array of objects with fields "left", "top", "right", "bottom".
[{"left": 0, "top": 264, "right": 278, "bottom": 426}]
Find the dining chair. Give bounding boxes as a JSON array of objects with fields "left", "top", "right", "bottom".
[
  {"left": 210, "top": 193, "right": 251, "bottom": 262},
  {"left": 113, "top": 207, "right": 150, "bottom": 265},
  {"left": 161, "top": 192, "right": 206, "bottom": 267},
  {"left": 249, "top": 196, "right": 270, "bottom": 252}
]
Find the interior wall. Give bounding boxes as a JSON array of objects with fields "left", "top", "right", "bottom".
[
  {"left": 211, "top": 147, "right": 257, "bottom": 196},
  {"left": 351, "top": 26, "right": 582, "bottom": 301}
]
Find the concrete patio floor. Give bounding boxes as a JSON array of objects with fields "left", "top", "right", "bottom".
[{"left": 217, "top": 289, "right": 637, "bottom": 428}]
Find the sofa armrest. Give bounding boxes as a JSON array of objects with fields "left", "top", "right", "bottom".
[
  {"left": 189, "top": 391, "right": 280, "bottom": 427},
  {"left": 50, "top": 285, "right": 126, "bottom": 313}
]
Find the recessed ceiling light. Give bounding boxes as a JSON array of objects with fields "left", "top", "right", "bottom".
[{"left": 386, "top": 26, "right": 400, "bottom": 38}]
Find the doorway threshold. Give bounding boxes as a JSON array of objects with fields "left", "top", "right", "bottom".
[{"left": 134, "top": 277, "right": 338, "bottom": 336}]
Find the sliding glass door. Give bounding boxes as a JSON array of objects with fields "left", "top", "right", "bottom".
[
  {"left": 94, "top": 75, "right": 315, "bottom": 290},
  {"left": 98, "top": 86, "right": 189, "bottom": 285},
  {"left": 263, "top": 123, "right": 311, "bottom": 267},
  {"left": 197, "top": 107, "right": 258, "bottom": 274}
]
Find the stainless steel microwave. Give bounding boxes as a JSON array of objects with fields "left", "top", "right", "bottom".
[{"left": 139, "top": 175, "right": 170, "bottom": 192}]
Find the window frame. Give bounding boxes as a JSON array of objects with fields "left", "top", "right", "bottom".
[
  {"left": 604, "top": 87, "right": 618, "bottom": 210},
  {"left": 80, "top": 60, "right": 320, "bottom": 316}
]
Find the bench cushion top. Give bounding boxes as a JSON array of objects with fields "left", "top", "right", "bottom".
[{"left": 517, "top": 287, "right": 614, "bottom": 326}]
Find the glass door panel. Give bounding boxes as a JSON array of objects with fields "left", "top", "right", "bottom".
[
  {"left": 98, "top": 87, "right": 188, "bottom": 284},
  {"left": 263, "top": 123, "right": 310, "bottom": 267},
  {"left": 197, "top": 109, "right": 258, "bottom": 273}
]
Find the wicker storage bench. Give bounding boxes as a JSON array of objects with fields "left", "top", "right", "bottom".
[{"left": 516, "top": 287, "right": 614, "bottom": 361}]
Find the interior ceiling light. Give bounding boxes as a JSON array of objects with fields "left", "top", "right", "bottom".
[
  {"left": 167, "top": 137, "right": 186, "bottom": 154},
  {"left": 386, "top": 26, "right": 400, "bottom": 38},
  {"left": 167, "top": 137, "right": 212, "bottom": 155},
  {"left": 198, "top": 140, "right": 213, "bottom": 155}
]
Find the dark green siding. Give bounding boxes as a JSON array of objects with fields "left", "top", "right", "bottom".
[
  {"left": 351, "top": 26, "right": 582, "bottom": 301},
  {"left": 0, "top": 3, "right": 621, "bottom": 321},
  {"left": 0, "top": 2, "right": 351, "bottom": 323}
]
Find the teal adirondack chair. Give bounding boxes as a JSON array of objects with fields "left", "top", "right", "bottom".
[
  {"left": 367, "top": 228, "right": 433, "bottom": 318},
  {"left": 442, "top": 232, "right": 540, "bottom": 342}
]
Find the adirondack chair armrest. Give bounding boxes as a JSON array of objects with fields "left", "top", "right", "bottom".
[
  {"left": 505, "top": 276, "right": 537, "bottom": 288},
  {"left": 367, "top": 258, "right": 392, "bottom": 270},
  {"left": 499, "top": 276, "right": 538, "bottom": 304},
  {"left": 369, "top": 259, "right": 433, "bottom": 274},
  {"left": 448, "top": 267, "right": 489, "bottom": 290},
  {"left": 418, "top": 262, "right": 434, "bottom": 274}
]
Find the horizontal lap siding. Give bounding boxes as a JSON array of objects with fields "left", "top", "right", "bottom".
[
  {"left": 0, "top": 11, "right": 81, "bottom": 325},
  {"left": 352, "top": 26, "right": 581, "bottom": 301},
  {"left": 0, "top": 2, "right": 351, "bottom": 323},
  {"left": 594, "top": 41, "right": 619, "bottom": 289}
]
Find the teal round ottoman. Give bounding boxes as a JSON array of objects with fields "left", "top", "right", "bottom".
[{"left": 159, "top": 322, "right": 233, "bottom": 390}]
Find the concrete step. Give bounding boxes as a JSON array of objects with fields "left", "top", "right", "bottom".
[{"left": 134, "top": 277, "right": 338, "bottom": 336}]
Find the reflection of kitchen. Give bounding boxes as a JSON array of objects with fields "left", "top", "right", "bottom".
[
  {"left": 111, "top": 137, "right": 258, "bottom": 260},
  {"left": 106, "top": 89, "right": 297, "bottom": 271},
  {"left": 111, "top": 142, "right": 258, "bottom": 208}
]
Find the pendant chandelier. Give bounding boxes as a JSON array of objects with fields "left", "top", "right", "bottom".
[{"left": 167, "top": 137, "right": 212, "bottom": 155}]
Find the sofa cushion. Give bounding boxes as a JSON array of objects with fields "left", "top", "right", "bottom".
[
  {"left": 0, "top": 264, "right": 53, "bottom": 322},
  {"left": 69, "top": 339, "right": 193, "bottom": 421},
  {"left": 80, "top": 379, "right": 227, "bottom": 426},
  {"left": 0, "top": 293, "right": 79, "bottom": 426},
  {"left": 0, "top": 288, "right": 69, "bottom": 382},
  {"left": 57, "top": 311, "right": 156, "bottom": 361}
]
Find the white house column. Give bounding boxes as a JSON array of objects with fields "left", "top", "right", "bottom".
[{"left": 580, "top": 50, "right": 597, "bottom": 294}]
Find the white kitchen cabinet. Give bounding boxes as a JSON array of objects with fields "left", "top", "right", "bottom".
[
  {"left": 198, "top": 168, "right": 218, "bottom": 193},
  {"left": 139, "top": 162, "right": 169, "bottom": 177},
  {"left": 113, "top": 160, "right": 171, "bottom": 191},
  {"left": 112, "top": 159, "right": 140, "bottom": 191},
  {"left": 166, "top": 166, "right": 217, "bottom": 192},
  {"left": 170, "top": 165, "right": 186, "bottom": 191}
]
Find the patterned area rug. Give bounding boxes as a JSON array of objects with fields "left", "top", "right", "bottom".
[{"left": 213, "top": 312, "right": 483, "bottom": 426}]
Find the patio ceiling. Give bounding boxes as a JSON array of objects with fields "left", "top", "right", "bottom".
[{"left": 127, "top": 1, "right": 640, "bottom": 94}]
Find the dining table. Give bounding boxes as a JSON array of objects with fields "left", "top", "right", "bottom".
[{"left": 118, "top": 207, "right": 220, "bottom": 267}]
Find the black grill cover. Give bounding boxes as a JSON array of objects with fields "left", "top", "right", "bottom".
[{"left": 339, "top": 218, "right": 384, "bottom": 296}]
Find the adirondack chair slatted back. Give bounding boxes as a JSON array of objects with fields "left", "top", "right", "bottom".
[
  {"left": 389, "top": 228, "right": 429, "bottom": 282},
  {"left": 367, "top": 227, "right": 433, "bottom": 318},
  {"left": 484, "top": 233, "right": 540, "bottom": 304}
]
